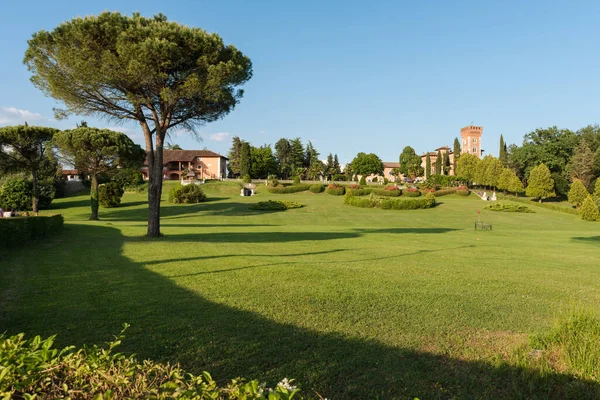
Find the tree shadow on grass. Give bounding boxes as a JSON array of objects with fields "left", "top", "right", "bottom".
[
  {"left": 572, "top": 236, "right": 600, "bottom": 244},
  {"left": 3, "top": 225, "right": 600, "bottom": 399}
]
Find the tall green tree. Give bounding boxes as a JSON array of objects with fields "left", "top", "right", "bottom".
[
  {"left": 227, "top": 136, "right": 244, "bottom": 178},
  {"left": 25, "top": 12, "right": 252, "bottom": 236},
  {"left": 326, "top": 153, "right": 334, "bottom": 178},
  {"left": 333, "top": 154, "right": 341, "bottom": 175},
  {"left": 456, "top": 153, "right": 480, "bottom": 183},
  {"left": 497, "top": 168, "right": 513, "bottom": 193},
  {"left": 483, "top": 157, "right": 504, "bottom": 189},
  {"left": 289, "top": 138, "right": 305, "bottom": 172},
  {"left": 274, "top": 138, "right": 292, "bottom": 179},
  {"left": 0, "top": 124, "right": 58, "bottom": 213},
  {"left": 435, "top": 150, "right": 442, "bottom": 175},
  {"left": 593, "top": 149, "right": 600, "bottom": 178},
  {"left": 304, "top": 141, "right": 319, "bottom": 168},
  {"left": 568, "top": 139, "right": 594, "bottom": 188},
  {"left": 568, "top": 179, "right": 589, "bottom": 208},
  {"left": 250, "top": 145, "right": 278, "bottom": 179},
  {"left": 526, "top": 164, "right": 556, "bottom": 202},
  {"left": 425, "top": 153, "right": 431, "bottom": 179},
  {"left": 593, "top": 180, "right": 600, "bottom": 204},
  {"left": 239, "top": 141, "right": 252, "bottom": 178},
  {"left": 499, "top": 134, "right": 508, "bottom": 165},
  {"left": 453, "top": 137, "right": 461, "bottom": 172},
  {"left": 350, "top": 152, "right": 384, "bottom": 178},
  {"left": 399, "top": 146, "right": 423, "bottom": 178},
  {"left": 53, "top": 127, "right": 145, "bottom": 220},
  {"left": 508, "top": 175, "right": 524, "bottom": 195}
]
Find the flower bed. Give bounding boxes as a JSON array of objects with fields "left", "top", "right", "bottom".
[
  {"left": 326, "top": 183, "right": 346, "bottom": 195},
  {"left": 402, "top": 187, "right": 421, "bottom": 197}
]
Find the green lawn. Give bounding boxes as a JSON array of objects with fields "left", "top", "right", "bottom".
[{"left": 2, "top": 182, "right": 600, "bottom": 398}]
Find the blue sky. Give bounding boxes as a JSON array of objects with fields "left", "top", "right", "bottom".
[{"left": 1, "top": 0, "right": 599, "bottom": 163}]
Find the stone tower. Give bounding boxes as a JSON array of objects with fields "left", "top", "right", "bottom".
[{"left": 460, "top": 125, "right": 483, "bottom": 158}]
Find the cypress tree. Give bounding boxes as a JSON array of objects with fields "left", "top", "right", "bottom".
[
  {"left": 425, "top": 153, "right": 431, "bottom": 179},
  {"left": 435, "top": 150, "right": 442, "bottom": 175},
  {"left": 568, "top": 179, "right": 589, "bottom": 208},
  {"left": 443, "top": 151, "right": 450, "bottom": 175},
  {"left": 499, "top": 134, "right": 508, "bottom": 165},
  {"left": 453, "top": 137, "right": 461, "bottom": 172},
  {"left": 239, "top": 141, "right": 252, "bottom": 177}
]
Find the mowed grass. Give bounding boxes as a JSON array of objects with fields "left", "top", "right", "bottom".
[{"left": 2, "top": 181, "right": 600, "bottom": 398}]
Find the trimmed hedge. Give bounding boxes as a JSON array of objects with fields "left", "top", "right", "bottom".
[
  {"left": 402, "top": 188, "right": 421, "bottom": 197},
  {"left": 456, "top": 189, "right": 471, "bottom": 196},
  {"left": 344, "top": 193, "right": 436, "bottom": 210},
  {"left": 346, "top": 188, "right": 373, "bottom": 196},
  {"left": 0, "top": 327, "right": 302, "bottom": 399},
  {"left": 309, "top": 184, "right": 325, "bottom": 193},
  {"left": 371, "top": 188, "right": 401, "bottom": 197},
  {"left": 326, "top": 184, "right": 346, "bottom": 196},
  {"left": 433, "top": 187, "right": 457, "bottom": 197},
  {"left": 0, "top": 215, "right": 64, "bottom": 249},
  {"left": 98, "top": 182, "right": 125, "bottom": 208},
  {"left": 267, "top": 184, "right": 312, "bottom": 194},
  {"left": 249, "top": 200, "right": 304, "bottom": 211},
  {"left": 485, "top": 203, "right": 535, "bottom": 213}
]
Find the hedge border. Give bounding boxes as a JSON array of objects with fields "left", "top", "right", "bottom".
[{"left": 0, "top": 215, "right": 64, "bottom": 249}]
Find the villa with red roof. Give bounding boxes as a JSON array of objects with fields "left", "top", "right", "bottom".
[{"left": 140, "top": 150, "right": 228, "bottom": 181}]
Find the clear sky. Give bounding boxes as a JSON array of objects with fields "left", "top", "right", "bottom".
[{"left": 1, "top": 0, "right": 599, "bottom": 163}]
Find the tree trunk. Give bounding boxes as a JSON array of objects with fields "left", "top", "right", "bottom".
[
  {"left": 31, "top": 168, "right": 39, "bottom": 214},
  {"left": 90, "top": 174, "right": 99, "bottom": 220},
  {"left": 146, "top": 136, "right": 164, "bottom": 237}
]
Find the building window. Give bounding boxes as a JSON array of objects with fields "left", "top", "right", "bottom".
[{"left": 472, "top": 147, "right": 477, "bottom": 153}]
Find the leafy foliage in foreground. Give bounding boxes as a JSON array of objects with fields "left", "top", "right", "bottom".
[
  {"left": 0, "top": 326, "right": 302, "bottom": 399},
  {"left": 485, "top": 203, "right": 535, "bottom": 213},
  {"left": 249, "top": 200, "right": 304, "bottom": 211}
]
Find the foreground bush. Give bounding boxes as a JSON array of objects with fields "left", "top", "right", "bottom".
[
  {"left": 0, "top": 326, "right": 302, "bottom": 399},
  {"left": 580, "top": 195, "right": 599, "bottom": 221},
  {"left": 0, "top": 215, "right": 63, "bottom": 249},
  {"left": 169, "top": 184, "right": 207, "bottom": 204},
  {"left": 0, "top": 175, "right": 55, "bottom": 210},
  {"left": 485, "top": 203, "right": 534, "bottom": 213},
  {"left": 98, "top": 182, "right": 125, "bottom": 208},
  {"left": 267, "top": 184, "right": 311, "bottom": 194},
  {"left": 249, "top": 200, "right": 304, "bottom": 211},
  {"left": 433, "top": 187, "right": 457, "bottom": 197},
  {"left": 325, "top": 183, "right": 346, "bottom": 196}
]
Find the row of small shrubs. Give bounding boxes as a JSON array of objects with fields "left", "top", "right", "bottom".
[
  {"left": 0, "top": 215, "right": 64, "bottom": 249},
  {"left": 309, "top": 184, "right": 325, "bottom": 193},
  {"left": 0, "top": 326, "right": 302, "bottom": 399},
  {"left": 168, "top": 184, "right": 207, "bottom": 203},
  {"left": 326, "top": 183, "right": 346, "bottom": 195},
  {"left": 267, "top": 184, "right": 312, "bottom": 194},
  {"left": 485, "top": 203, "right": 535, "bottom": 213},
  {"left": 249, "top": 200, "right": 304, "bottom": 211},
  {"left": 344, "top": 192, "right": 436, "bottom": 210}
]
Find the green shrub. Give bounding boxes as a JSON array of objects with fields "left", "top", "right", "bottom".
[
  {"left": 371, "top": 188, "right": 401, "bottom": 197},
  {"left": 0, "top": 215, "right": 64, "bottom": 249},
  {"left": 359, "top": 176, "right": 367, "bottom": 186},
  {"left": 113, "top": 168, "right": 144, "bottom": 190},
  {"left": 242, "top": 174, "right": 252, "bottom": 184},
  {"left": 293, "top": 176, "right": 301, "bottom": 184},
  {"left": 433, "top": 188, "right": 458, "bottom": 197},
  {"left": 267, "top": 174, "right": 279, "bottom": 187},
  {"left": 485, "top": 203, "right": 535, "bottom": 213},
  {"left": 568, "top": 179, "right": 589, "bottom": 208},
  {"left": 309, "top": 184, "right": 325, "bottom": 193},
  {"left": 0, "top": 175, "right": 55, "bottom": 210},
  {"left": 402, "top": 187, "right": 421, "bottom": 197},
  {"left": 346, "top": 188, "right": 373, "bottom": 196},
  {"left": 344, "top": 194, "right": 378, "bottom": 208},
  {"left": 383, "top": 177, "right": 389, "bottom": 184},
  {"left": 249, "top": 200, "right": 304, "bottom": 211},
  {"left": 371, "top": 176, "right": 378, "bottom": 183},
  {"left": 168, "top": 184, "right": 207, "bottom": 204},
  {"left": 325, "top": 183, "right": 345, "bottom": 196},
  {"left": 0, "top": 326, "right": 303, "bottom": 399},
  {"left": 267, "top": 184, "right": 311, "bottom": 194},
  {"left": 98, "top": 182, "right": 125, "bottom": 208},
  {"left": 580, "top": 195, "right": 599, "bottom": 221},
  {"left": 332, "top": 174, "right": 346, "bottom": 181}
]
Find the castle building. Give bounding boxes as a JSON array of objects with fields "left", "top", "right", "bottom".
[{"left": 460, "top": 125, "right": 483, "bottom": 158}]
